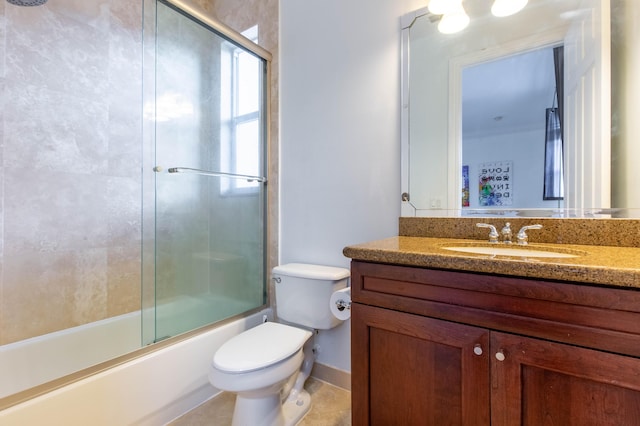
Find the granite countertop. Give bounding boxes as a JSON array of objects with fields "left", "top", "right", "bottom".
[{"left": 343, "top": 236, "right": 640, "bottom": 289}]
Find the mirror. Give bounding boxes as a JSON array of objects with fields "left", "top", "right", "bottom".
[
  {"left": 401, "top": 0, "right": 640, "bottom": 217},
  {"left": 462, "top": 47, "right": 564, "bottom": 209}
]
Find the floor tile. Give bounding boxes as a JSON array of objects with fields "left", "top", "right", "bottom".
[{"left": 168, "top": 377, "right": 351, "bottom": 426}]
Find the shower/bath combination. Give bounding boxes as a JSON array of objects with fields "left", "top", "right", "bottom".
[{"left": 6, "top": 0, "right": 48, "bottom": 5}]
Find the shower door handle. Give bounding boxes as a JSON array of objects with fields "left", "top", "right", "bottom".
[{"left": 165, "top": 167, "right": 267, "bottom": 183}]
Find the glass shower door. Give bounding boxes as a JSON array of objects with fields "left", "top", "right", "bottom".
[{"left": 149, "top": 1, "right": 268, "bottom": 342}]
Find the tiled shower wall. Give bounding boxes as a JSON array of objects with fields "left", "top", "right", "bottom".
[
  {"left": 0, "top": 0, "right": 278, "bottom": 347},
  {"left": 0, "top": 0, "right": 144, "bottom": 345}
]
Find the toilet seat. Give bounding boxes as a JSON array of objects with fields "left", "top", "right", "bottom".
[{"left": 213, "top": 322, "right": 312, "bottom": 373}]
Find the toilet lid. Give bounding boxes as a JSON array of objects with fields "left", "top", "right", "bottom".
[{"left": 213, "top": 322, "right": 312, "bottom": 373}]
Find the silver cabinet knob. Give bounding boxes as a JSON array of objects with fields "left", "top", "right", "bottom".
[
  {"left": 473, "top": 344, "right": 483, "bottom": 356},
  {"left": 495, "top": 350, "right": 506, "bottom": 361}
]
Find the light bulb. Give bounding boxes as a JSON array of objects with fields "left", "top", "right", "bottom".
[
  {"left": 438, "top": 3, "right": 470, "bottom": 34},
  {"left": 491, "top": 0, "right": 528, "bottom": 17},
  {"left": 428, "top": 0, "right": 462, "bottom": 16}
]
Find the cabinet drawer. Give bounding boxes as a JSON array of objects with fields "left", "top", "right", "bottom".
[{"left": 351, "top": 261, "right": 640, "bottom": 357}]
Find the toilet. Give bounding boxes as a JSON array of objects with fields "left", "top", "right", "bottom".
[{"left": 208, "top": 263, "right": 350, "bottom": 426}]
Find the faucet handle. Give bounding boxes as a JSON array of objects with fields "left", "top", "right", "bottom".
[
  {"left": 517, "top": 224, "right": 543, "bottom": 245},
  {"left": 501, "top": 222, "right": 513, "bottom": 244},
  {"left": 476, "top": 223, "right": 499, "bottom": 243}
]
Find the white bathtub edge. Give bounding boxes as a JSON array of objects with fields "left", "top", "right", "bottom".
[
  {"left": 0, "top": 309, "right": 271, "bottom": 426},
  {"left": 136, "top": 383, "right": 221, "bottom": 426}
]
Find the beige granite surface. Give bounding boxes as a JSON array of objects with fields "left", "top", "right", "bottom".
[
  {"left": 343, "top": 236, "right": 640, "bottom": 289},
  {"left": 400, "top": 217, "right": 640, "bottom": 247}
]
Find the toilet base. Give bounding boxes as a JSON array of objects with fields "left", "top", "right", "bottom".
[
  {"left": 231, "top": 389, "right": 311, "bottom": 426},
  {"left": 283, "top": 389, "right": 311, "bottom": 426}
]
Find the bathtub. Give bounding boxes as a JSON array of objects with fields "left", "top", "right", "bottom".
[
  {"left": 1, "top": 306, "right": 270, "bottom": 425},
  {"left": 0, "top": 294, "right": 261, "bottom": 399}
]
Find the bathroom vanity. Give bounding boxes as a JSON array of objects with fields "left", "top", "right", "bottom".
[{"left": 344, "top": 220, "right": 640, "bottom": 425}]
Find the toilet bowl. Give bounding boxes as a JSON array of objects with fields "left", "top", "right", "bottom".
[
  {"left": 208, "top": 263, "right": 350, "bottom": 426},
  {"left": 209, "top": 322, "right": 312, "bottom": 426}
]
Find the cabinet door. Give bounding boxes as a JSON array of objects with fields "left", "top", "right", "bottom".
[
  {"left": 492, "top": 331, "right": 640, "bottom": 425},
  {"left": 352, "top": 303, "right": 490, "bottom": 426}
]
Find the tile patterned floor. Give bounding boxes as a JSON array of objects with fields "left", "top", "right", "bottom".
[{"left": 168, "top": 378, "right": 351, "bottom": 426}]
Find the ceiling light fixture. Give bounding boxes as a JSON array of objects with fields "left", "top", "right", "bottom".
[
  {"left": 438, "top": 3, "right": 470, "bottom": 34},
  {"left": 491, "top": 0, "right": 529, "bottom": 17},
  {"left": 428, "top": 0, "right": 528, "bottom": 34}
]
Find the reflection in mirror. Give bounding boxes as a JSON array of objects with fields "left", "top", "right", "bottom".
[
  {"left": 461, "top": 47, "right": 564, "bottom": 210},
  {"left": 401, "top": 0, "right": 640, "bottom": 217}
]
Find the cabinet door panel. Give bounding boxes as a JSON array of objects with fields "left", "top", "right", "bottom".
[
  {"left": 352, "top": 303, "right": 490, "bottom": 426},
  {"left": 492, "top": 332, "right": 640, "bottom": 425}
]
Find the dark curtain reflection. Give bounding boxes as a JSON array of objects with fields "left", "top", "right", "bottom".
[
  {"left": 543, "top": 107, "right": 564, "bottom": 199},
  {"left": 544, "top": 46, "right": 564, "bottom": 200},
  {"left": 553, "top": 46, "right": 564, "bottom": 133}
]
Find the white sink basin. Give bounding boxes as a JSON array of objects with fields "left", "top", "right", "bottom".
[{"left": 441, "top": 245, "right": 581, "bottom": 258}]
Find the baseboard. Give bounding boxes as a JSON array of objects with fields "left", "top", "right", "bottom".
[{"left": 310, "top": 363, "right": 351, "bottom": 391}]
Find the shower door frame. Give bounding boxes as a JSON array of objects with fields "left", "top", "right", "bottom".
[
  {"left": 0, "top": 0, "right": 272, "bottom": 410},
  {"left": 143, "top": 0, "right": 274, "bottom": 345}
]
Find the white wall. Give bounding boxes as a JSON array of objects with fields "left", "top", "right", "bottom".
[{"left": 279, "top": 0, "right": 423, "bottom": 372}]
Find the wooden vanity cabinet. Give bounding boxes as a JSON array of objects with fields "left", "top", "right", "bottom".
[
  {"left": 350, "top": 261, "right": 640, "bottom": 426},
  {"left": 352, "top": 303, "right": 490, "bottom": 425}
]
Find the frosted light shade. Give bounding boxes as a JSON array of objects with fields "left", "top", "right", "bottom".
[
  {"left": 438, "top": 3, "right": 470, "bottom": 34},
  {"left": 428, "top": 0, "right": 462, "bottom": 16},
  {"left": 491, "top": 0, "right": 528, "bottom": 17}
]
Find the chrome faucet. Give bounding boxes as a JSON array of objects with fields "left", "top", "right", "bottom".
[
  {"left": 476, "top": 223, "right": 499, "bottom": 243},
  {"left": 501, "top": 222, "right": 512, "bottom": 244},
  {"left": 517, "top": 224, "right": 543, "bottom": 245}
]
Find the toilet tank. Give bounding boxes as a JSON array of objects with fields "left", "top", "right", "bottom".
[{"left": 273, "top": 263, "right": 350, "bottom": 330}]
